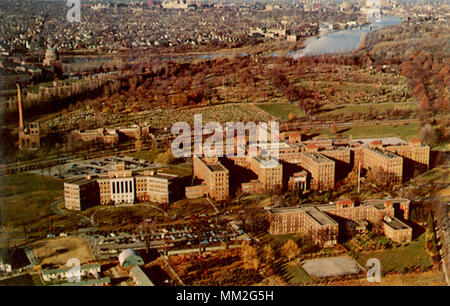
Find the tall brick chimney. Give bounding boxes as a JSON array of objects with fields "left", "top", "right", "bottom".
[{"left": 17, "top": 83, "right": 24, "bottom": 131}]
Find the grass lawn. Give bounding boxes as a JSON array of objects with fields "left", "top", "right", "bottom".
[
  {"left": 0, "top": 173, "right": 63, "bottom": 229},
  {"left": 355, "top": 232, "right": 432, "bottom": 274},
  {"left": 320, "top": 103, "right": 415, "bottom": 119},
  {"left": 282, "top": 259, "right": 316, "bottom": 285},
  {"left": 256, "top": 102, "right": 415, "bottom": 121},
  {"left": 166, "top": 198, "right": 215, "bottom": 218},
  {"left": 256, "top": 103, "right": 305, "bottom": 120},
  {"left": 313, "top": 122, "right": 420, "bottom": 140}
]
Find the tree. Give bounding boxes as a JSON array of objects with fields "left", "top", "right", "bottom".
[
  {"left": 263, "top": 243, "right": 275, "bottom": 263},
  {"left": 419, "top": 124, "right": 438, "bottom": 147},
  {"left": 241, "top": 242, "right": 259, "bottom": 271},
  {"left": 343, "top": 168, "right": 358, "bottom": 187},
  {"left": 281, "top": 239, "right": 300, "bottom": 262}
]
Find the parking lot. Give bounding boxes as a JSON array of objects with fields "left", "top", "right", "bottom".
[
  {"left": 85, "top": 218, "right": 248, "bottom": 260},
  {"left": 30, "top": 155, "right": 161, "bottom": 180}
]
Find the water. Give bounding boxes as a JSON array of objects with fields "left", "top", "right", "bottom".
[{"left": 290, "top": 15, "right": 402, "bottom": 58}]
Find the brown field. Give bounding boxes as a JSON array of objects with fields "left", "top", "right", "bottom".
[{"left": 31, "top": 236, "right": 93, "bottom": 266}]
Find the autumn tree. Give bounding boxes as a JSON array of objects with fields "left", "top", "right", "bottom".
[
  {"left": 343, "top": 168, "right": 358, "bottom": 187},
  {"left": 241, "top": 242, "right": 260, "bottom": 271},
  {"left": 419, "top": 124, "right": 438, "bottom": 147},
  {"left": 281, "top": 239, "right": 300, "bottom": 262},
  {"left": 263, "top": 243, "right": 275, "bottom": 263}
]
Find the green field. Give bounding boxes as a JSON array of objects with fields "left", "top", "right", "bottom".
[
  {"left": 256, "top": 103, "right": 305, "bottom": 119},
  {"left": 0, "top": 173, "right": 63, "bottom": 227},
  {"left": 356, "top": 232, "right": 432, "bottom": 274},
  {"left": 313, "top": 122, "right": 421, "bottom": 140},
  {"left": 256, "top": 102, "right": 415, "bottom": 120}
]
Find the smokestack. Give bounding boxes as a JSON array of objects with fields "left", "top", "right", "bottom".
[{"left": 17, "top": 83, "right": 24, "bottom": 131}]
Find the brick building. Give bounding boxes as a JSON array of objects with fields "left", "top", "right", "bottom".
[
  {"left": 248, "top": 156, "right": 283, "bottom": 192},
  {"left": 385, "top": 138, "right": 430, "bottom": 170},
  {"left": 382, "top": 216, "right": 412, "bottom": 243},
  {"left": 188, "top": 156, "right": 229, "bottom": 201},
  {"left": 64, "top": 178, "right": 100, "bottom": 211},
  {"left": 64, "top": 163, "right": 179, "bottom": 209},
  {"left": 135, "top": 171, "right": 178, "bottom": 204},
  {"left": 297, "top": 152, "right": 335, "bottom": 190},
  {"left": 267, "top": 206, "right": 339, "bottom": 247},
  {"left": 267, "top": 198, "right": 411, "bottom": 246},
  {"left": 361, "top": 146, "right": 403, "bottom": 184}
]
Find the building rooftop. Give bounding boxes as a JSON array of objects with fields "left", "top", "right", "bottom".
[
  {"left": 253, "top": 156, "right": 281, "bottom": 168},
  {"left": 208, "top": 163, "right": 228, "bottom": 172},
  {"left": 383, "top": 217, "right": 411, "bottom": 230},
  {"left": 302, "top": 152, "right": 333, "bottom": 164},
  {"left": 362, "top": 198, "right": 410, "bottom": 210},
  {"left": 351, "top": 137, "right": 407, "bottom": 146},
  {"left": 65, "top": 178, "right": 94, "bottom": 186},
  {"left": 304, "top": 207, "right": 338, "bottom": 226},
  {"left": 365, "top": 147, "right": 400, "bottom": 159}
]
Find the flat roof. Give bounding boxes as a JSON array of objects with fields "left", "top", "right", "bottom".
[
  {"left": 64, "top": 178, "right": 94, "bottom": 186},
  {"left": 253, "top": 156, "right": 281, "bottom": 168},
  {"left": 362, "top": 198, "right": 410, "bottom": 208},
  {"left": 302, "top": 152, "right": 333, "bottom": 164},
  {"left": 383, "top": 217, "right": 411, "bottom": 230},
  {"left": 305, "top": 207, "right": 338, "bottom": 226},
  {"left": 208, "top": 163, "right": 227, "bottom": 172},
  {"left": 351, "top": 137, "right": 407, "bottom": 146},
  {"left": 365, "top": 147, "right": 400, "bottom": 159}
]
